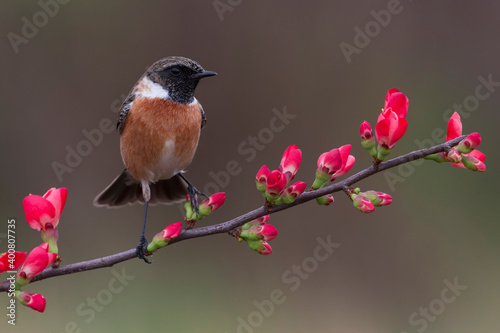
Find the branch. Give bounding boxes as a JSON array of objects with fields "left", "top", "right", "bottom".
[{"left": 0, "top": 135, "right": 466, "bottom": 292}]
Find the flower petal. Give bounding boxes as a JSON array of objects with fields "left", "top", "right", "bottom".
[
  {"left": 446, "top": 112, "right": 462, "bottom": 141},
  {"left": 23, "top": 195, "right": 56, "bottom": 231},
  {"left": 385, "top": 88, "right": 409, "bottom": 119},
  {"left": 18, "top": 243, "right": 56, "bottom": 279},
  {"left": 43, "top": 188, "right": 68, "bottom": 222},
  {"left": 388, "top": 118, "right": 408, "bottom": 147}
]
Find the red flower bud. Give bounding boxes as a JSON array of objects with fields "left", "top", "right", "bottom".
[
  {"left": 352, "top": 195, "right": 375, "bottom": 214},
  {"left": 16, "top": 243, "right": 57, "bottom": 287},
  {"left": 446, "top": 112, "right": 463, "bottom": 142},
  {"left": 457, "top": 132, "right": 481, "bottom": 154},
  {"left": 201, "top": 192, "right": 226, "bottom": 212},
  {"left": 360, "top": 121, "right": 377, "bottom": 157},
  {"left": 317, "top": 149, "right": 342, "bottom": 175},
  {"left": 23, "top": 187, "right": 67, "bottom": 231},
  {"left": 186, "top": 192, "right": 226, "bottom": 220},
  {"left": 279, "top": 181, "right": 307, "bottom": 204},
  {"left": 256, "top": 241, "right": 273, "bottom": 255},
  {"left": 331, "top": 145, "right": 355, "bottom": 181},
  {"left": 375, "top": 109, "right": 408, "bottom": 150},
  {"left": 444, "top": 113, "right": 486, "bottom": 172},
  {"left": 240, "top": 223, "right": 278, "bottom": 241},
  {"left": 254, "top": 215, "right": 270, "bottom": 225},
  {"left": 18, "top": 291, "right": 46, "bottom": 313},
  {"left": 461, "top": 153, "right": 486, "bottom": 172},
  {"left": 159, "top": 222, "right": 182, "bottom": 241},
  {"left": 255, "top": 224, "right": 278, "bottom": 241},
  {"left": 147, "top": 222, "right": 183, "bottom": 253},
  {"left": 362, "top": 191, "right": 392, "bottom": 207},
  {"left": 255, "top": 165, "right": 271, "bottom": 193},
  {"left": 278, "top": 145, "right": 302, "bottom": 182},
  {"left": 447, "top": 148, "right": 462, "bottom": 163},
  {"left": 314, "top": 145, "right": 355, "bottom": 189},
  {"left": 0, "top": 251, "right": 27, "bottom": 274},
  {"left": 360, "top": 121, "right": 373, "bottom": 141},
  {"left": 384, "top": 88, "right": 409, "bottom": 119},
  {"left": 316, "top": 194, "right": 334, "bottom": 206},
  {"left": 265, "top": 170, "right": 288, "bottom": 202}
]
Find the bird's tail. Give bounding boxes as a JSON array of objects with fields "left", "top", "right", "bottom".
[{"left": 93, "top": 169, "right": 188, "bottom": 207}]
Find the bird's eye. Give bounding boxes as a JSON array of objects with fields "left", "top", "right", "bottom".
[{"left": 170, "top": 67, "right": 181, "bottom": 76}]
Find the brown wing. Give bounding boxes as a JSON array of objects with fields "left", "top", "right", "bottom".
[{"left": 116, "top": 93, "right": 135, "bottom": 134}]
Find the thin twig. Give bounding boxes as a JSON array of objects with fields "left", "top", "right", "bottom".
[{"left": 0, "top": 135, "right": 466, "bottom": 292}]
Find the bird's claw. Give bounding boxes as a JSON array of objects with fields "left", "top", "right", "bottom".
[{"left": 136, "top": 235, "right": 151, "bottom": 264}]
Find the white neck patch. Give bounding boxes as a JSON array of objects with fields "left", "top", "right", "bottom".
[
  {"left": 189, "top": 97, "right": 199, "bottom": 106},
  {"left": 136, "top": 77, "right": 170, "bottom": 100}
]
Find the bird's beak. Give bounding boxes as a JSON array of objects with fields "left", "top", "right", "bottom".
[{"left": 193, "top": 70, "right": 217, "bottom": 79}]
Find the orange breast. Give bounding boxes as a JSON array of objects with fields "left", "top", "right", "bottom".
[{"left": 120, "top": 98, "right": 202, "bottom": 183}]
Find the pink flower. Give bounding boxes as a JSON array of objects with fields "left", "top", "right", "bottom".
[
  {"left": 446, "top": 112, "right": 462, "bottom": 141},
  {"left": 240, "top": 217, "right": 277, "bottom": 255},
  {"left": 253, "top": 215, "right": 270, "bottom": 225},
  {"left": 159, "top": 222, "right": 182, "bottom": 241},
  {"left": 360, "top": 121, "right": 377, "bottom": 157},
  {"left": 278, "top": 145, "right": 302, "bottom": 182},
  {"left": 457, "top": 132, "right": 481, "bottom": 154},
  {"left": 147, "top": 222, "right": 183, "bottom": 253},
  {"left": 256, "top": 241, "right": 273, "bottom": 255},
  {"left": 317, "top": 149, "right": 342, "bottom": 176},
  {"left": 18, "top": 291, "right": 47, "bottom": 313},
  {"left": 370, "top": 89, "right": 409, "bottom": 160},
  {"left": 360, "top": 121, "right": 374, "bottom": 141},
  {"left": 279, "top": 181, "right": 307, "bottom": 204},
  {"left": 23, "top": 187, "right": 67, "bottom": 231},
  {"left": 384, "top": 88, "right": 409, "bottom": 119},
  {"left": 313, "top": 145, "right": 355, "bottom": 189},
  {"left": 352, "top": 195, "right": 375, "bottom": 214},
  {"left": 254, "top": 224, "right": 278, "bottom": 242},
  {"left": 331, "top": 145, "right": 355, "bottom": 181},
  {"left": 375, "top": 108, "right": 408, "bottom": 150},
  {"left": 186, "top": 192, "right": 226, "bottom": 220},
  {"left": 446, "top": 112, "right": 486, "bottom": 171},
  {"left": 0, "top": 251, "right": 27, "bottom": 274},
  {"left": 255, "top": 165, "right": 271, "bottom": 193},
  {"left": 461, "top": 152, "right": 486, "bottom": 172},
  {"left": 200, "top": 192, "right": 226, "bottom": 211},
  {"left": 16, "top": 243, "right": 57, "bottom": 287},
  {"left": 265, "top": 170, "right": 288, "bottom": 201},
  {"left": 447, "top": 148, "right": 462, "bottom": 163},
  {"left": 316, "top": 194, "right": 335, "bottom": 206},
  {"left": 362, "top": 191, "right": 392, "bottom": 207}
]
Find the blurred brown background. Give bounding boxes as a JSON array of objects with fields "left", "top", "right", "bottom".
[{"left": 1, "top": 1, "right": 498, "bottom": 332}]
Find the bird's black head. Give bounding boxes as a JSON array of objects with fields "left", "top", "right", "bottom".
[{"left": 146, "top": 56, "right": 216, "bottom": 104}]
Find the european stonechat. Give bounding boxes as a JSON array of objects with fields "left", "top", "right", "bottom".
[{"left": 94, "top": 56, "right": 216, "bottom": 262}]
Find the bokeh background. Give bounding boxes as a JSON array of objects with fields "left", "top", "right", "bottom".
[{"left": 1, "top": 1, "right": 498, "bottom": 332}]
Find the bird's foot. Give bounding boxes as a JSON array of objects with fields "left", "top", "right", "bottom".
[
  {"left": 136, "top": 235, "right": 151, "bottom": 264},
  {"left": 179, "top": 174, "right": 208, "bottom": 220},
  {"left": 187, "top": 184, "right": 208, "bottom": 219}
]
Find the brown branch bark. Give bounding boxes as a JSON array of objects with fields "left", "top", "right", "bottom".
[{"left": 0, "top": 135, "right": 467, "bottom": 292}]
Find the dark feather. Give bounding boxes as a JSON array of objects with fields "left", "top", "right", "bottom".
[{"left": 94, "top": 170, "right": 188, "bottom": 207}]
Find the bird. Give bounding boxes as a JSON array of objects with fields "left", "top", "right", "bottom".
[{"left": 94, "top": 56, "right": 216, "bottom": 262}]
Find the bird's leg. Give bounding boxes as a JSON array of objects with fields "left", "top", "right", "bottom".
[
  {"left": 179, "top": 173, "right": 207, "bottom": 219},
  {"left": 136, "top": 183, "right": 151, "bottom": 264}
]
